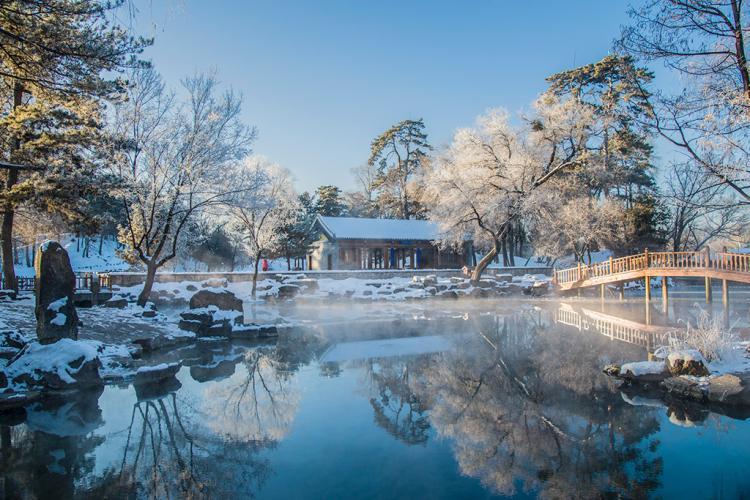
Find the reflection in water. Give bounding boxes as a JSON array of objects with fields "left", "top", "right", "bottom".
[
  {"left": 419, "top": 310, "right": 662, "bottom": 497},
  {"left": 366, "top": 356, "right": 432, "bottom": 445},
  {"left": 1, "top": 300, "right": 749, "bottom": 498},
  {"left": 203, "top": 348, "right": 300, "bottom": 442}
]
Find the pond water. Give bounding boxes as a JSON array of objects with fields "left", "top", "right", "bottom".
[{"left": 2, "top": 295, "right": 750, "bottom": 498}]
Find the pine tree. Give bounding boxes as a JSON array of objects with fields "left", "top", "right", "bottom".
[
  {"left": 0, "top": 0, "right": 149, "bottom": 290},
  {"left": 368, "top": 119, "right": 431, "bottom": 219},
  {"left": 314, "top": 185, "right": 346, "bottom": 217}
]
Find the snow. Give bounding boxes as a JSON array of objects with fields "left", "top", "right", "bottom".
[
  {"left": 47, "top": 297, "right": 67, "bottom": 312},
  {"left": 667, "top": 349, "right": 704, "bottom": 365},
  {"left": 15, "top": 234, "right": 131, "bottom": 277},
  {"left": 50, "top": 313, "right": 67, "bottom": 326},
  {"left": 136, "top": 362, "right": 178, "bottom": 373},
  {"left": 6, "top": 338, "right": 99, "bottom": 385},
  {"left": 620, "top": 360, "right": 667, "bottom": 376},
  {"left": 317, "top": 215, "right": 443, "bottom": 241}
]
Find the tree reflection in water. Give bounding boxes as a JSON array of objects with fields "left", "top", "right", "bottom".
[
  {"left": 366, "top": 356, "right": 432, "bottom": 445},
  {"left": 202, "top": 347, "right": 300, "bottom": 443},
  {"left": 413, "top": 307, "right": 663, "bottom": 498},
  {"left": 86, "top": 375, "right": 274, "bottom": 498}
]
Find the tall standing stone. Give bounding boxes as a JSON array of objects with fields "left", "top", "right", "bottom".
[{"left": 35, "top": 241, "right": 78, "bottom": 343}]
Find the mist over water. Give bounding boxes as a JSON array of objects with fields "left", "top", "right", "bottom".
[{"left": 2, "top": 293, "right": 750, "bottom": 498}]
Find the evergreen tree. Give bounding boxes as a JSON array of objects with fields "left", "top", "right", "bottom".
[
  {"left": 0, "top": 0, "right": 149, "bottom": 290},
  {"left": 368, "top": 119, "right": 431, "bottom": 219},
  {"left": 314, "top": 185, "right": 346, "bottom": 217}
]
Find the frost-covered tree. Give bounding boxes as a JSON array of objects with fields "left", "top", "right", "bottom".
[
  {"left": 423, "top": 95, "right": 592, "bottom": 281},
  {"left": 0, "top": 0, "right": 149, "bottom": 290},
  {"left": 229, "top": 158, "right": 297, "bottom": 297},
  {"left": 527, "top": 187, "right": 633, "bottom": 264},
  {"left": 619, "top": 0, "right": 750, "bottom": 203},
  {"left": 111, "top": 68, "right": 256, "bottom": 305},
  {"left": 369, "top": 119, "right": 431, "bottom": 219}
]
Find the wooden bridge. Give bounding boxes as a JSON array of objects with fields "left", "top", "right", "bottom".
[{"left": 553, "top": 249, "right": 750, "bottom": 303}]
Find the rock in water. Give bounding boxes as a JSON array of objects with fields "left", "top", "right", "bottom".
[
  {"left": 34, "top": 241, "right": 78, "bottom": 343},
  {"left": 666, "top": 350, "right": 710, "bottom": 377},
  {"left": 189, "top": 289, "right": 242, "bottom": 311}
]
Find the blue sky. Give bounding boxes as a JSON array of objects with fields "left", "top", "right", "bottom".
[{"left": 133, "top": 1, "right": 637, "bottom": 192}]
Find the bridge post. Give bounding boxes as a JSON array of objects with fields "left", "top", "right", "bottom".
[
  {"left": 661, "top": 276, "right": 668, "bottom": 313},
  {"left": 618, "top": 284, "right": 624, "bottom": 301},
  {"left": 722, "top": 279, "right": 728, "bottom": 306},
  {"left": 600, "top": 284, "right": 605, "bottom": 301},
  {"left": 644, "top": 276, "right": 651, "bottom": 302},
  {"left": 705, "top": 276, "right": 712, "bottom": 303}
]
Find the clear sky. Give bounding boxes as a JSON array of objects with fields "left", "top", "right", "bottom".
[{"left": 132, "top": 1, "right": 636, "bottom": 192}]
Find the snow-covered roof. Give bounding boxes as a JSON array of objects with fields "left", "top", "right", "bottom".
[{"left": 315, "top": 216, "right": 442, "bottom": 241}]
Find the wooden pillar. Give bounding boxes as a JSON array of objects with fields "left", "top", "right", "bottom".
[
  {"left": 600, "top": 284, "right": 605, "bottom": 301},
  {"left": 722, "top": 279, "right": 728, "bottom": 306},
  {"left": 644, "top": 276, "right": 651, "bottom": 302},
  {"left": 618, "top": 284, "right": 625, "bottom": 301},
  {"left": 662, "top": 276, "right": 669, "bottom": 314},
  {"left": 705, "top": 276, "right": 712, "bottom": 303}
]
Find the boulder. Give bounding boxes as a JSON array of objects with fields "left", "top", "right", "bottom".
[
  {"left": 666, "top": 350, "right": 710, "bottom": 377},
  {"left": 476, "top": 280, "right": 495, "bottom": 289},
  {"left": 7, "top": 339, "right": 102, "bottom": 390},
  {"left": 661, "top": 376, "right": 706, "bottom": 402},
  {"left": 613, "top": 361, "right": 670, "bottom": 383},
  {"left": 277, "top": 284, "right": 300, "bottom": 300},
  {"left": 201, "top": 278, "right": 228, "bottom": 288},
  {"left": 186, "top": 284, "right": 198, "bottom": 292},
  {"left": 104, "top": 296, "right": 128, "bottom": 309},
  {"left": 422, "top": 275, "right": 438, "bottom": 287},
  {"left": 34, "top": 241, "right": 78, "bottom": 343},
  {"left": 189, "top": 289, "right": 242, "bottom": 311},
  {"left": 495, "top": 273, "right": 513, "bottom": 283},
  {"left": 707, "top": 374, "right": 750, "bottom": 405},
  {"left": 295, "top": 278, "right": 319, "bottom": 293},
  {"left": 134, "top": 362, "right": 181, "bottom": 385}
]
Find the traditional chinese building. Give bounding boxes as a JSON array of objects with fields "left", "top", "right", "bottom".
[{"left": 308, "top": 215, "right": 471, "bottom": 270}]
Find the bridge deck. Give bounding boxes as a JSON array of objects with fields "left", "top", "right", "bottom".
[{"left": 554, "top": 250, "right": 750, "bottom": 291}]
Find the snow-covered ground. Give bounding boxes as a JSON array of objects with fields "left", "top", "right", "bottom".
[{"left": 15, "top": 235, "right": 131, "bottom": 277}]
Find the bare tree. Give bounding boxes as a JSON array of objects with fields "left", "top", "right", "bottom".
[
  {"left": 112, "top": 67, "right": 256, "bottom": 305},
  {"left": 619, "top": 0, "right": 750, "bottom": 202},
  {"left": 663, "top": 161, "right": 748, "bottom": 250},
  {"left": 229, "top": 158, "right": 297, "bottom": 297}
]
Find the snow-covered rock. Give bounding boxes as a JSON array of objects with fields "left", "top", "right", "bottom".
[
  {"left": 189, "top": 289, "right": 242, "bottom": 311},
  {"left": 7, "top": 339, "right": 102, "bottom": 390},
  {"left": 667, "top": 349, "right": 710, "bottom": 377}
]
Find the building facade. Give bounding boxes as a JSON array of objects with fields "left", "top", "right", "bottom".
[{"left": 308, "top": 216, "right": 471, "bottom": 271}]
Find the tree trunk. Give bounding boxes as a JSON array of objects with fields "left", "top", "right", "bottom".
[
  {"left": 287, "top": 256, "right": 291, "bottom": 271},
  {"left": 137, "top": 263, "right": 157, "bottom": 306},
  {"left": 251, "top": 252, "right": 261, "bottom": 298},
  {"left": 471, "top": 240, "right": 500, "bottom": 283},
  {"left": 507, "top": 226, "right": 515, "bottom": 266},
  {"left": 1, "top": 83, "right": 24, "bottom": 292},
  {"left": 501, "top": 238, "right": 509, "bottom": 267},
  {"left": 98, "top": 235, "right": 104, "bottom": 255}
]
